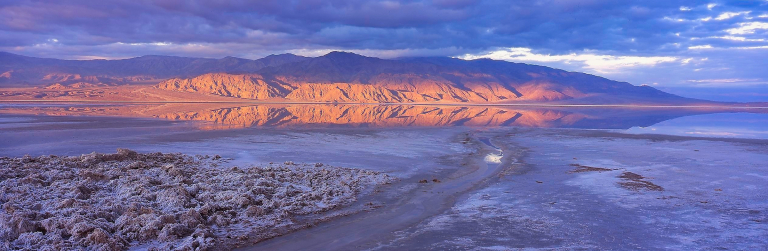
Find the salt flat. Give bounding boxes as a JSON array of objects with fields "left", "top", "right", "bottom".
[{"left": 375, "top": 128, "right": 768, "bottom": 250}]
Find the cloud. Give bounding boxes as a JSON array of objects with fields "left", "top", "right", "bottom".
[
  {"left": 687, "top": 78, "right": 759, "bottom": 83},
  {"left": 689, "top": 45, "right": 714, "bottom": 49},
  {"left": 0, "top": 0, "right": 765, "bottom": 58},
  {"left": 725, "top": 22, "right": 768, "bottom": 34},
  {"left": 460, "top": 47, "right": 684, "bottom": 73},
  {"left": 685, "top": 78, "right": 768, "bottom": 87},
  {"left": 705, "top": 36, "right": 766, "bottom": 42},
  {"left": 0, "top": 1, "right": 710, "bottom": 54},
  {"left": 715, "top": 11, "right": 751, "bottom": 20},
  {"left": 735, "top": 45, "right": 768, "bottom": 49}
]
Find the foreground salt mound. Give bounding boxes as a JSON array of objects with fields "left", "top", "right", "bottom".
[{"left": 0, "top": 149, "right": 392, "bottom": 250}]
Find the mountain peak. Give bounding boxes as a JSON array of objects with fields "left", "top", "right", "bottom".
[
  {"left": 133, "top": 54, "right": 200, "bottom": 60},
  {"left": 321, "top": 51, "right": 370, "bottom": 59},
  {"left": 0, "top": 51, "right": 24, "bottom": 59},
  {"left": 262, "top": 53, "right": 304, "bottom": 60}
]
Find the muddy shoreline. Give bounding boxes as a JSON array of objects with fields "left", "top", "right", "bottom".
[{"left": 240, "top": 131, "right": 521, "bottom": 250}]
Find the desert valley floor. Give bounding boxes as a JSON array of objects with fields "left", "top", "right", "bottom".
[{"left": 1, "top": 103, "right": 767, "bottom": 250}]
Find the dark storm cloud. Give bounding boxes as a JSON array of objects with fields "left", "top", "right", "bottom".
[{"left": 2, "top": 0, "right": 765, "bottom": 54}]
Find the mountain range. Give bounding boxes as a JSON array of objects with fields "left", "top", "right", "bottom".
[
  {"left": 0, "top": 51, "right": 306, "bottom": 86},
  {"left": 0, "top": 51, "right": 704, "bottom": 104}
]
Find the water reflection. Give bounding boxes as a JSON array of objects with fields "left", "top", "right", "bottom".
[
  {"left": 0, "top": 103, "right": 764, "bottom": 131},
  {"left": 624, "top": 112, "right": 768, "bottom": 139}
]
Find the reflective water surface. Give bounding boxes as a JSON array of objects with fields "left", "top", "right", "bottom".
[
  {"left": 1, "top": 103, "right": 765, "bottom": 157},
  {"left": 1, "top": 103, "right": 765, "bottom": 131},
  {"left": 1, "top": 103, "right": 767, "bottom": 250},
  {"left": 624, "top": 112, "right": 768, "bottom": 139}
]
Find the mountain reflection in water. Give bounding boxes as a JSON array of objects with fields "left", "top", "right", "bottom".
[{"left": 0, "top": 103, "right": 761, "bottom": 130}]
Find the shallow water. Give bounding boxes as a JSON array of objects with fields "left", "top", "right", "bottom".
[
  {"left": 0, "top": 104, "right": 765, "bottom": 184},
  {"left": 389, "top": 130, "right": 768, "bottom": 250},
  {"left": 1, "top": 103, "right": 767, "bottom": 250},
  {"left": 0, "top": 104, "right": 766, "bottom": 157},
  {"left": 624, "top": 112, "right": 768, "bottom": 139}
]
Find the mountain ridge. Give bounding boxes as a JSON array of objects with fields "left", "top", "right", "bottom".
[
  {"left": 1, "top": 51, "right": 705, "bottom": 104},
  {"left": 0, "top": 52, "right": 308, "bottom": 86},
  {"left": 158, "top": 51, "right": 694, "bottom": 104}
]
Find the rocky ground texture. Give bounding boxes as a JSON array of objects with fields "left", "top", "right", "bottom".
[{"left": 0, "top": 149, "right": 392, "bottom": 250}]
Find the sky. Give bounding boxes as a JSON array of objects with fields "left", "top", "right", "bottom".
[{"left": 1, "top": 0, "right": 768, "bottom": 101}]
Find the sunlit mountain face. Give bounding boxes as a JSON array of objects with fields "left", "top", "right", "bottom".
[
  {"left": 1, "top": 52, "right": 706, "bottom": 105},
  {"left": 0, "top": 103, "right": 758, "bottom": 130}
]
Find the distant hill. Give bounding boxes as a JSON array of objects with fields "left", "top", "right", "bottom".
[
  {"left": 0, "top": 51, "right": 307, "bottom": 87},
  {"left": 1, "top": 51, "right": 704, "bottom": 104}
]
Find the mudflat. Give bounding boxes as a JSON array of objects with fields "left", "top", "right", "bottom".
[{"left": 369, "top": 128, "right": 768, "bottom": 250}]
